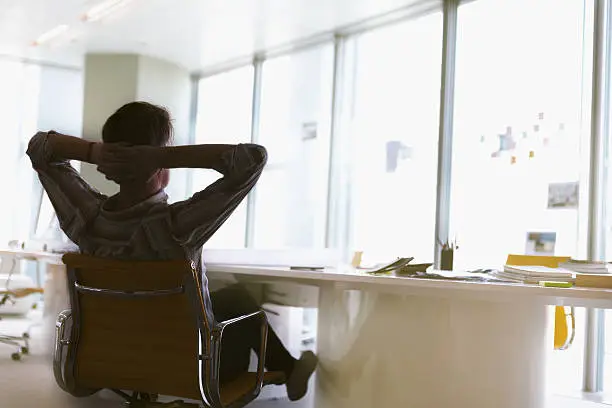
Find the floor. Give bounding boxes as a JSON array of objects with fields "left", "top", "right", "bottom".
[{"left": 0, "top": 312, "right": 610, "bottom": 408}]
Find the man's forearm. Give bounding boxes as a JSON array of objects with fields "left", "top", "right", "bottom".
[
  {"left": 47, "top": 132, "right": 99, "bottom": 164},
  {"left": 155, "top": 144, "right": 262, "bottom": 171}
]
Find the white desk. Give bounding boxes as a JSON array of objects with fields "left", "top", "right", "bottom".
[
  {"left": 0, "top": 249, "right": 63, "bottom": 264},
  {"left": 207, "top": 264, "right": 612, "bottom": 408},
  {"left": 8, "top": 249, "right": 612, "bottom": 408}
]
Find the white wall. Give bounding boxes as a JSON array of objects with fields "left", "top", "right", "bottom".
[
  {"left": 137, "top": 55, "right": 192, "bottom": 202},
  {"left": 81, "top": 54, "right": 140, "bottom": 196}
]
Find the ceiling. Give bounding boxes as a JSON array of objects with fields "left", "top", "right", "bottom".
[{"left": 0, "top": 0, "right": 433, "bottom": 72}]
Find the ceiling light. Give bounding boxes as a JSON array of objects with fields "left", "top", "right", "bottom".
[
  {"left": 32, "top": 25, "right": 69, "bottom": 46},
  {"left": 82, "top": 0, "right": 134, "bottom": 22}
]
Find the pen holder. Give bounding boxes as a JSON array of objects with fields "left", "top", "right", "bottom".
[{"left": 440, "top": 248, "right": 454, "bottom": 271}]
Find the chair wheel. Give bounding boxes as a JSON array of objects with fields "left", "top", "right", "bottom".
[
  {"left": 140, "top": 393, "right": 159, "bottom": 402},
  {"left": 11, "top": 353, "right": 21, "bottom": 361},
  {"left": 21, "top": 346, "right": 29, "bottom": 354}
]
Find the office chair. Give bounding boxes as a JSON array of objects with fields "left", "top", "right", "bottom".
[
  {"left": 54, "top": 254, "right": 286, "bottom": 408},
  {"left": 0, "top": 255, "right": 43, "bottom": 360}
]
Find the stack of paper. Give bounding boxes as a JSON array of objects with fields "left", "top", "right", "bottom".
[
  {"left": 493, "top": 265, "right": 575, "bottom": 284},
  {"left": 558, "top": 259, "right": 611, "bottom": 274}
]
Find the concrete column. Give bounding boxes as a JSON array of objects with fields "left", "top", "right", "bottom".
[{"left": 81, "top": 53, "right": 191, "bottom": 199}]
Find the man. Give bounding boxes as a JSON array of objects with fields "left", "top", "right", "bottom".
[{"left": 27, "top": 101, "right": 317, "bottom": 401}]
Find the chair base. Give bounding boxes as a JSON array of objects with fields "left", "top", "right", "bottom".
[
  {"left": 124, "top": 401, "right": 200, "bottom": 408},
  {"left": 113, "top": 390, "right": 201, "bottom": 408},
  {"left": 0, "top": 331, "right": 30, "bottom": 361},
  {"left": 109, "top": 371, "right": 286, "bottom": 408}
]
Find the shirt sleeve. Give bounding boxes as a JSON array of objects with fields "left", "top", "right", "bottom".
[
  {"left": 168, "top": 143, "right": 267, "bottom": 250},
  {"left": 26, "top": 132, "right": 106, "bottom": 245}
]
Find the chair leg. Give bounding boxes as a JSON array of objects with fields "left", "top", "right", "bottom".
[
  {"left": 0, "top": 333, "right": 29, "bottom": 360},
  {"left": 118, "top": 392, "right": 200, "bottom": 408}
]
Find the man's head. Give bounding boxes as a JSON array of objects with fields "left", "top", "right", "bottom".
[
  {"left": 102, "top": 101, "right": 173, "bottom": 147},
  {"left": 102, "top": 102, "right": 172, "bottom": 193}
]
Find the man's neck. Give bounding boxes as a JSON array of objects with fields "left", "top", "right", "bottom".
[{"left": 111, "top": 186, "right": 161, "bottom": 210}]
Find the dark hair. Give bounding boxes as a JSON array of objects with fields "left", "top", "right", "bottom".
[{"left": 102, "top": 101, "right": 173, "bottom": 146}]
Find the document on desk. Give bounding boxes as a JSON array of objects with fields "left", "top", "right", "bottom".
[
  {"left": 420, "top": 269, "right": 509, "bottom": 282},
  {"left": 362, "top": 263, "right": 510, "bottom": 282},
  {"left": 363, "top": 258, "right": 415, "bottom": 275},
  {"left": 494, "top": 265, "right": 575, "bottom": 283}
]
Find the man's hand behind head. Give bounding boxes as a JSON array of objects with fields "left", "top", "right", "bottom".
[{"left": 96, "top": 143, "right": 161, "bottom": 184}]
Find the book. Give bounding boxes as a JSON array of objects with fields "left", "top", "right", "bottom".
[
  {"left": 503, "top": 265, "right": 574, "bottom": 279},
  {"left": 575, "top": 273, "right": 612, "bottom": 289},
  {"left": 559, "top": 259, "right": 611, "bottom": 274},
  {"left": 493, "top": 265, "right": 575, "bottom": 284}
]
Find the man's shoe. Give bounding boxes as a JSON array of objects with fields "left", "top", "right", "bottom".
[{"left": 286, "top": 351, "right": 318, "bottom": 401}]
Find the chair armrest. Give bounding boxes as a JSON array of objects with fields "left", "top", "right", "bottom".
[
  {"left": 208, "top": 310, "right": 269, "bottom": 407},
  {"left": 183, "top": 271, "right": 270, "bottom": 407},
  {"left": 217, "top": 310, "right": 267, "bottom": 330},
  {"left": 217, "top": 310, "right": 269, "bottom": 379},
  {"left": 53, "top": 309, "right": 72, "bottom": 392}
]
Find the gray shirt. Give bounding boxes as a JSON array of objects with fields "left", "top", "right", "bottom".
[{"left": 27, "top": 131, "right": 267, "bottom": 320}]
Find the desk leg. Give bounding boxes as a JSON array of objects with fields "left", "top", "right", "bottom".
[
  {"left": 42, "top": 263, "right": 69, "bottom": 355},
  {"left": 315, "top": 286, "right": 549, "bottom": 408}
]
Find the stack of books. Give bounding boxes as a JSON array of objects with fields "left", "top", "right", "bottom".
[
  {"left": 493, "top": 265, "right": 575, "bottom": 284},
  {"left": 559, "top": 259, "right": 612, "bottom": 288},
  {"left": 558, "top": 259, "right": 611, "bottom": 274}
]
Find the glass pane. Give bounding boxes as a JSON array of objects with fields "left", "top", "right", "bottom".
[
  {"left": 451, "top": 0, "right": 592, "bottom": 396},
  {"left": 251, "top": 169, "right": 290, "bottom": 248},
  {"left": 546, "top": 307, "right": 586, "bottom": 395},
  {"left": 345, "top": 12, "right": 443, "bottom": 264},
  {"left": 252, "top": 44, "right": 334, "bottom": 249},
  {"left": 601, "top": 0, "right": 612, "bottom": 389},
  {"left": 451, "top": 0, "right": 592, "bottom": 270},
  {"left": 0, "top": 61, "right": 41, "bottom": 243},
  {"left": 193, "top": 66, "right": 254, "bottom": 248},
  {"left": 605, "top": 311, "right": 612, "bottom": 391}
]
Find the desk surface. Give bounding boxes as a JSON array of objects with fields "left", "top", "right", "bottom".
[
  {"left": 207, "top": 264, "right": 612, "bottom": 309},
  {"left": 4, "top": 247, "right": 611, "bottom": 309},
  {"left": 0, "top": 248, "right": 63, "bottom": 263}
]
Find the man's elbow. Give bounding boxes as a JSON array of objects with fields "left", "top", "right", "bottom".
[
  {"left": 239, "top": 143, "right": 268, "bottom": 169},
  {"left": 26, "top": 132, "right": 49, "bottom": 168},
  {"left": 250, "top": 144, "right": 268, "bottom": 167}
]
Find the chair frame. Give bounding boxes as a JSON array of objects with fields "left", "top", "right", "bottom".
[
  {"left": 0, "top": 328, "right": 30, "bottom": 361},
  {"left": 0, "top": 258, "right": 40, "bottom": 361},
  {"left": 53, "top": 255, "right": 271, "bottom": 408}
]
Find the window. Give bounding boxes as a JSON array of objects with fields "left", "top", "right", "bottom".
[
  {"left": 341, "top": 11, "right": 443, "bottom": 264},
  {"left": 193, "top": 66, "right": 254, "bottom": 249},
  {"left": 185, "top": 0, "right": 612, "bottom": 397},
  {"left": 602, "top": 0, "right": 612, "bottom": 390},
  {"left": 0, "top": 61, "right": 41, "bottom": 244},
  {"left": 30, "top": 66, "right": 84, "bottom": 244},
  {"left": 450, "top": 0, "right": 592, "bottom": 270},
  {"left": 252, "top": 45, "right": 334, "bottom": 249},
  {"left": 450, "top": 0, "right": 593, "bottom": 395}
]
